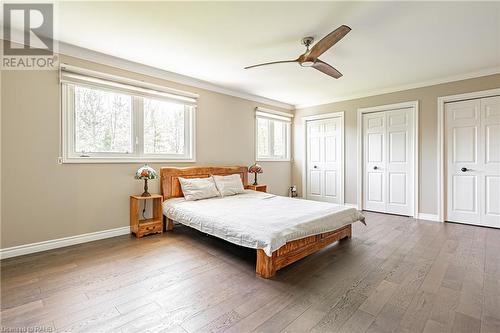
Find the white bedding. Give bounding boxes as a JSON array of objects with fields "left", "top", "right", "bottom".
[{"left": 163, "top": 190, "right": 365, "bottom": 256}]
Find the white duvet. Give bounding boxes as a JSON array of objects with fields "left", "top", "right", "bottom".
[{"left": 163, "top": 190, "right": 365, "bottom": 256}]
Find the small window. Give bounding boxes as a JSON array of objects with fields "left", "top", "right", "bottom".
[
  {"left": 61, "top": 66, "right": 196, "bottom": 163},
  {"left": 255, "top": 109, "right": 291, "bottom": 161}
]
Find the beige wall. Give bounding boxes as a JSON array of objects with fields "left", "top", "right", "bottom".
[
  {"left": 293, "top": 74, "right": 500, "bottom": 215},
  {"left": 1, "top": 55, "right": 293, "bottom": 248}
]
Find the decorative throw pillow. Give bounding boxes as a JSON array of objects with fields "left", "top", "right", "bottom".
[
  {"left": 212, "top": 174, "right": 245, "bottom": 197},
  {"left": 178, "top": 177, "right": 220, "bottom": 201}
]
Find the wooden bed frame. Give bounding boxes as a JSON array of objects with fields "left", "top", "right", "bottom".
[{"left": 160, "top": 166, "right": 352, "bottom": 278}]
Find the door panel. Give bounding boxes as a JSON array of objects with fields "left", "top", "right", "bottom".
[
  {"left": 452, "top": 175, "right": 477, "bottom": 212},
  {"left": 324, "top": 171, "right": 337, "bottom": 198},
  {"left": 452, "top": 127, "right": 476, "bottom": 163},
  {"left": 306, "top": 117, "right": 342, "bottom": 203},
  {"left": 452, "top": 104, "right": 478, "bottom": 120},
  {"left": 485, "top": 176, "right": 500, "bottom": 216},
  {"left": 485, "top": 124, "right": 500, "bottom": 163},
  {"left": 446, "top": 96, "right": 500, "bottom": 228},
  {"left": 389, "top": 131, "right": 407, "bottom": 163},
  {"left": 368, "top": 133, "right": 383, "bottom": 162},
  {"left": 309, "top": 171, "right": 321, "bottom": 196},
  {"left": 389, "top": 173, "right": 406, "bottom": 205},
  {"left": 388, "top": 112, "right": 407, "bottom": 127},
  {"left": 325, "top": 136, "right": 337, "bottom": 162},
  {"left": 309, "top": 137, "right": 321, "bottom": 162}
]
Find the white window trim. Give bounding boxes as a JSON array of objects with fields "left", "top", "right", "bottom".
[
  {"left": 60, "top": 70, "right": 197, "bottom": 164},
  {"left": 255, "top": 108, "right": 292, "bottom": 162}
]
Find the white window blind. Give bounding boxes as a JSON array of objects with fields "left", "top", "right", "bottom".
[{"left": 60, "top": 64, "right": 197, "bottom": 105}]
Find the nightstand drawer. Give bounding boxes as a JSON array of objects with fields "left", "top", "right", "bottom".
[{"left": 138, "top": 222, "right": 162, "bottom": 236}]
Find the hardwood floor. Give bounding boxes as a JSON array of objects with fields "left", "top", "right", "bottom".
[{"left": 1, "top": 212, "right": 499, "bottom": 332}]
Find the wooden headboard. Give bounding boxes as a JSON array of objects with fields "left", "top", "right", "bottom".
[{"left": 160, "top": 166, "right": 248, "bottom": 200}]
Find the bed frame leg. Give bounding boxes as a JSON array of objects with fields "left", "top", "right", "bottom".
[
  {"left": 164, "top": 217, "right": 174, "bottom": 231},
  {"left": 256, "top": 249, "right": 276, "bottom": 278},
  {"left": 345, "top": 224, "right": 352, "bottom": 239}
]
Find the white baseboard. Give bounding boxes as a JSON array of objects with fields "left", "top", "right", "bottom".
[
  {"left": 343, "top": 203, "right": 359, "bottom": 210},
  {"left": 416, "top": 213, "right": 441, "bottom": 222},
  {"left": 0, "top": 226, "right": 130, "bottom": 260}
]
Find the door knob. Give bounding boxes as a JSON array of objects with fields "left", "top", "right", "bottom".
[
  {"left": 461, "top": 167, "right": 468, "bottom": 172},
  {"left": 313, "top": 165, "right": 318, "bottom": 169},
  {"left": 373, "top": 166, "right": 378, "bottom": 170}
]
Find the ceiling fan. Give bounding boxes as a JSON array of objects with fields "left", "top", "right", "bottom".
[{"left": 244, "top": 25, "right": 351, "bottom": 79}]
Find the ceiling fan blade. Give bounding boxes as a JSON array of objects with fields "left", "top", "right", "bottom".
[
  {"left": 306, "top": 25, "right": 351, "bottom": 61},
  {"left": 312, "top": 59, "right": 343, "bottom": 79},
  {"left": 244, "top": 59, "right": 298, "bottom": 69}
]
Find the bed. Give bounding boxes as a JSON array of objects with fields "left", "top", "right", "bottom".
[{"left": 160, "top": 166, "right": 365, "bottom": 278}]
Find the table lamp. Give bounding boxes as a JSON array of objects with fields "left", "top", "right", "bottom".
[
  {"left": 135, "top": 164, "right": 157, "bottom": 197},
  {"left": 248, "top": 163, "right": 263, "bottom": 185}
]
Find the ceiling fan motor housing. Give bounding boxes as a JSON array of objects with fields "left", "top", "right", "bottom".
[{"left": 301, "top": 36, "right": 314, "bottom": 49}]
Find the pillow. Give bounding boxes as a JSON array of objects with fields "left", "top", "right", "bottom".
[
  {"left": 178, "top": 177, "right": 220, "bottom": 201},
  {"left": 212, "top": 174, "right": 245, "bottom": 197}
]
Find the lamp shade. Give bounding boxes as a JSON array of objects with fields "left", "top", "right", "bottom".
[
  {"left": 248, "top": 163, "right": 263, "bottom": 174},
  {"left": 135, "top": 164, "right": 158, "bottom": 180}
]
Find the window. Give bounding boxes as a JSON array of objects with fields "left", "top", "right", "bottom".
[
  {"left": 255, "top": 108, "right": 292, "bottom": 161},
  {"left": 61, "top": 65, "right": 196, "bottom": 163}
]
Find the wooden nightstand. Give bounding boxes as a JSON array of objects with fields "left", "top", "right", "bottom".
[
  {"left": 246, "top": 184, "right": 267, "bottom": 192},
  {"left": 130, "top": 194, "right": 163, "bottom": 238}
]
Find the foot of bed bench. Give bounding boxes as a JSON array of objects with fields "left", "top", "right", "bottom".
[{"left": 256, "top": 249, "right": 276, "bottom": 278}]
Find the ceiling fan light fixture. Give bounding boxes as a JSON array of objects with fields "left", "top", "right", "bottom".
[{"left": 300, "top": 60, "right": 315, "bottom": 67}]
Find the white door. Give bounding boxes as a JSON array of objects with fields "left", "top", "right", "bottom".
[
  {"left": 306, "top": 117, "right": 342, "bottom": 203},
  {"left": 446, "top": 96, "right": 500, "bottom": 228},
  {"left": 362, "top": 108, "right": 414, "bottom": 216}
]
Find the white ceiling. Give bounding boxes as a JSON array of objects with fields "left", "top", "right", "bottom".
[{"left": 16, "top": 1, "right": 500, "bottom": 107}]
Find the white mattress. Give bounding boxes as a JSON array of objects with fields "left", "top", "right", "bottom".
[{"left": 163, "top": 190, "right": 365, "bottom": 256}]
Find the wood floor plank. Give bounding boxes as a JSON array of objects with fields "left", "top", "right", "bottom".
[
  {"left": 359, "top": 280, "right": 399, "bottom": 316},
  {"left": 452, "top": 312, "right": 481, "bottom": 333},
  {"left": 338, "top": 308, "right": 375, "bottom": 333}
]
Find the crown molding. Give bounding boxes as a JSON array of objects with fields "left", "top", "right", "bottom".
[
  {"left": 57, "top": 41, "right": 294, "bottom": 111},
  {"left": 295, "top": 67, "right": 500, "bottom": 109}
]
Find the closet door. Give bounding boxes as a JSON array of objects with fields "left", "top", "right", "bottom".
[
  {"left": 446, "top": 97, "right": 500, "bottom": 228},
  {"left": 306, "top": 117, "right": 342, "bottom": 203},
  {"left": 362, "top": 108, "right": 414, "bottom": 216}
]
